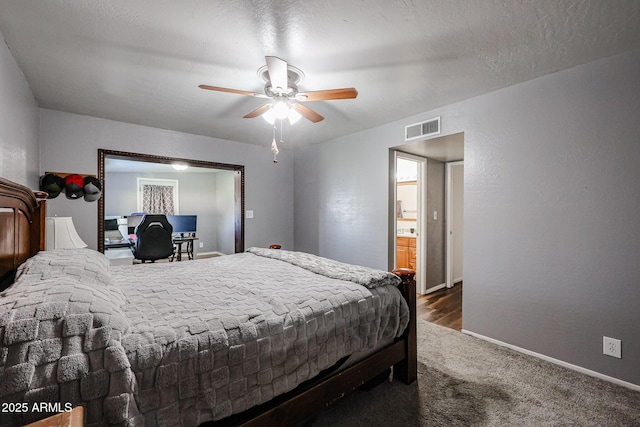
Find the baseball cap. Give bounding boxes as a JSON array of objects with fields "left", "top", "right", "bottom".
[
  {"left": 83, "top": 176, "right": 102, "bottom": 202},
  {"left": 40, "top": 174, "right": 65, "bottom": 199},
  {"left": 65, "top": 174, "right": 84, "bottom": 199}
]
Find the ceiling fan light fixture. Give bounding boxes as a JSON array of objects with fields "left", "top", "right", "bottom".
[
  {"left": 273, "top": 101, "right": 290, "bottom": 119},
  {"left": 262, "top": 101, "right": 301, "bottom": 125},
  {"left": 262, "top": 107, "right": 276, "bottom": 124},
  {"left": 288, "top": 108, "right": 302, "bottom": 124},
  {"left": 200, "top": 56, "right": 355, "bottom": 161}
]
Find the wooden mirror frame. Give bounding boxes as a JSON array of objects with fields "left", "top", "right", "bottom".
[{"left": 97, "top": 149, "right": 244, "bottom": 254}]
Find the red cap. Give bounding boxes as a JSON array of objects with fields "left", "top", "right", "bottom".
[{"left": 65, "top": 174, "right": 84, "bottom": 199}]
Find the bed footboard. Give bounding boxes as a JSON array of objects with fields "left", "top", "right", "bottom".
[{"left": 392, "top": 268, "right": 417, "bottom": 384}]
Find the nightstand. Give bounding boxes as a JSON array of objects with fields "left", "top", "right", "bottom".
[{"left": 24, "top": 406, "right": 84, "bottom": 427}]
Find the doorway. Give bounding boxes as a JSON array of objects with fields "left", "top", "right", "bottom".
[
  {"left": 390, "top": 131, "right": 464, "bottom": 326},
  {"left": 394, "top": 153, "right": 426, "bottom": 293}
]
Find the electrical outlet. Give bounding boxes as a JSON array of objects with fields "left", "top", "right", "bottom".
[
  {"left": 199, "top": 242, "right": 204, "bottom": 248},
  {"left": 603, "top": 336, "right": 621, "bottom": 358}
]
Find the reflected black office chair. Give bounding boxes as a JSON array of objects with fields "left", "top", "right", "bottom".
[{"left": 133, "top": 214, "right": 175, "bottom": 263}]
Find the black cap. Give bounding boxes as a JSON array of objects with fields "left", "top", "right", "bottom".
[{"left": 40, "top": 174, "right": 65, "bottom": 199}]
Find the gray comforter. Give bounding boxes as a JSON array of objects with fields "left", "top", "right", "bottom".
[{"left": 0, "top": 248, "right": 409, "bottom": 426}]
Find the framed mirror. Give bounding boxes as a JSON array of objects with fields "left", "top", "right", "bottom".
[{"left": 97, "top": 149, "right": 244, "bottom": 255}]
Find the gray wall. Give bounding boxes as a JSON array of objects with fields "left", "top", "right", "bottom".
[
  {"left": 294, "top": 49, "right": 640, "bottom": 386},
  {"left": 39, "top": 109, "right": 294, "bottom": 252},
  {"left": 105, "top": 171, "right": 235, "bottom": 254},
  {"left": 425, "top": 158, "right": 445, "bottom": 291},
  {"left": 215, "top": 170, "right": 236, "bottom": 254},
  {"left": 0, "top": 29, "right": 39, "bottom": 188},
  {"left": 294, "top": 135, "right": 394, "bottom": 264},
  {"left": 451, "top": 164, "right": 464, "bottom": 283}
]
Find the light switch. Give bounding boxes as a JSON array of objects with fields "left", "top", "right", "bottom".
[
  {"left": 433, "top": 211, "right": 438, "bottom": 220},
  {"left": 246, "top": 210, "right": 254, "bottom": 219}
]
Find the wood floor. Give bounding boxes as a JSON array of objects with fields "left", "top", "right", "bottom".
[{"left": 416, "top": 282, "right": 462, "bottom": 331}]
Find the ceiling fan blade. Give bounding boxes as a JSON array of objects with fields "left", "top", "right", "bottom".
[
  {"left": 265, "top": 56, "right": 288, "bottom": 94},
  {"left": 199, "top": 85, "right": 267, "bottom": 98},
  {"left": 243, "top": 104, "right": 271, "bottom": 119},
  {"left": 297, "top": 88, "right": 358, "bottom": 102},
  {"left": 293, "top": 103, "right": 324, "bottom": 123}
]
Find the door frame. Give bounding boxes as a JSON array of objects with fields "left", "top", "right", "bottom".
[
  {"left": 390, "top": 150, "right": 427, "bottom": 293},
  {"left": 446, "top": 161, "right": 464, "bottom": 288}
]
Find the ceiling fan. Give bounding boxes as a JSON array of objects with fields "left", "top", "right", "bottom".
[{"left": 199, "top": 56, "right": 358, "bottom": 123}]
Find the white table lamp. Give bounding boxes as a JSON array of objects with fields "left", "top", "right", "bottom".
[{"left": 45, "top": 217, "right": 87, "bottom": 250}]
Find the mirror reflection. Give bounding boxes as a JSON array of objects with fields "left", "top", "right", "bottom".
[
  {"left": 98, "top": 150, "right": 244, "bottom": 262},
  {"left": 396, "top": 158, "right": 418, "bottom": 221}
]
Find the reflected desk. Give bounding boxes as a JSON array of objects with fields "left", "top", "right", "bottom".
[
  {"left": 172, "top": 236, "right": 198, "bottom": 261},
  {"left": 105, "top": 239, "right": 134, "bottom": 266},
  {"left": 104, "top": 239, "right": 133, "bottom": 249}
]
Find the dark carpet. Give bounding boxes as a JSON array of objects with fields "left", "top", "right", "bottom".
[{"left": 311, "top": 320, "right": 640, "bottom": 426}]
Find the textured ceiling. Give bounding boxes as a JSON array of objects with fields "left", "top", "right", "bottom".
[{"left": 1, "top": 0, "right": 639, "bottom": 148}]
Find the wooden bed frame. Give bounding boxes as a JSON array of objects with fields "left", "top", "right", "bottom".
[
  {"left": 0, "top": 177, "right": 46, "bottom": 289},
  {"left": 0, "top": 176, "right": 417, "bottom": 426}
]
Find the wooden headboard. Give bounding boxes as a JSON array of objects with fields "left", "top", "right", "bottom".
[{"left": 0, "top": 177, "right": 46, "bottom": 289}]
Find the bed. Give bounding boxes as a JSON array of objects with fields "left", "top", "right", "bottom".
[{"left": 0, "top": 176, "right": 416, "bottom": 426}]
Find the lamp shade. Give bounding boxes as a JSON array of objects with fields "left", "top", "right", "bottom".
[{"left": 45, "top": 217, "right": 87, "bottom": 250}]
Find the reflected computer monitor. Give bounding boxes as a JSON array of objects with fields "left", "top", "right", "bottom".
[
  {"left": 104, "top": 219, "right": 119, "bottom": 231},
  {"left": 166, "top": 215, "right": 197, "bottom": 235}
]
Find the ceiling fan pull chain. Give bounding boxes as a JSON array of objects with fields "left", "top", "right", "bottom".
[
  {"left": 279, "top": 119, "right": 284, "bottom": 144},
  {"left": 271, "top": 123, "right": 279, "bottom": 163}
]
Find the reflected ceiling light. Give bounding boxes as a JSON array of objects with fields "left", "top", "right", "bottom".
[{"left": 172, "top": 163, "right": 188, "bottom": 171}]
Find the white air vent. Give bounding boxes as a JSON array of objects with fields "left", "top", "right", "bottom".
[{"left": 404, "top": 117, "right": 441, "bottom": 141}]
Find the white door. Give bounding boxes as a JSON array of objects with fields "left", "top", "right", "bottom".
[{"left": 446, "top": 162, "right": 464, "bottom": 288}]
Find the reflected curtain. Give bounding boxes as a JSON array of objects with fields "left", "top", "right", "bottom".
[{"left": 142, "top": 184, "right": 175, "bottom": 215}]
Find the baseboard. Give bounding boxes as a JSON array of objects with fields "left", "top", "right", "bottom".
[
  {"left": 424, "top": 283, "right": 446, "bottom": 294},
  {"left": 461, "top": 329, "right": 640, "bottom": 392},
  {"left": 453, "top": 276, "right": 463, "bottom": 284},
  {"left": 197, "top": 251, "right": 225, "bottom": 257}
]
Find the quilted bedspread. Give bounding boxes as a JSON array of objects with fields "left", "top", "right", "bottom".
[{"left": 0, "top": 248, "right": 409, "bottom": 426}]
